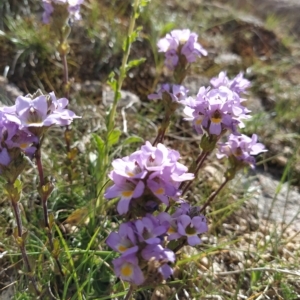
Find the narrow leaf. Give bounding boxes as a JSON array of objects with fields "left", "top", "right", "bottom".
[{"left": 108, "top": 129, "right": 121, "bottom": 147}]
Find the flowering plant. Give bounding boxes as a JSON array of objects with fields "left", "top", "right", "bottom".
[
  {"left": 1, "top": 1, "right": 270, "bottom": 298},
  {"left": 104, "top": 29, "right": 267, "bottom": 289}
]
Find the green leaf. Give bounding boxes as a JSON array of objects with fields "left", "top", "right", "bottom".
[
  {"left": 122, "top": 136, "right": 144, "bottom": 145},
  {"left": 125, "top": 58, "right": 146, "bottom": 72},
  {"left": 93, "top": 134, "right": 105, "bottom": 158},
  {"left": 13, "top": 178, "right": 23, "bottom": 193},
  {"left": 122, "top": 36, "right": 130, "bottom": 52},
  {"left": 160, "top": 22, "right": 176, "bottom": 36},
  {"left": 107, "top": 72, "right": 117, "bottom": 92},
  {"left": 108, "top": 129, "right": 121, "bottom": 147}
]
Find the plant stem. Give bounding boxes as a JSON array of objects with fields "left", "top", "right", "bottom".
[
  {"left": 181, "top": 151, "right": 210, "bottom": 195},
  {"left": 106, "top": 0, "right": 141, "bottom": 133},
  {"left": 60, "top": 51, "right": 71, "bottom": 153},
  {"left": 96, "top": 0, "right": 141, "bottom": 208},
  {"left": 153, "top": 114, "right": 171, "bottom": 146},
  {"left": 35, "top": 146, "right": 64, "bottom": 277},
  {"left": 124, "top": 285, "right": 134, "bottom": 300},
  {"left": 10, "top": 200, "right": 40, "bottom": 296},
  {"left": 199, "top": 177, "right": 231, "bottom": 214}
]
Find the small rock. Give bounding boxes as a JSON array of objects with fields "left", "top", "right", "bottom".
[
  {"left": 200, "top": 257, "right": 209, "bottom": 268},
  {"left": 102, "top": 87, "right": 141, "bottom": 108}
]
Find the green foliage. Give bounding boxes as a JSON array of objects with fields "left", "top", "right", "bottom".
[{"left": 281, "top": 282, "right": 298, "bottom": 300}]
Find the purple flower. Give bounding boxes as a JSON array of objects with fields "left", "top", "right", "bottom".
[
  {"left": 148, "top": 84, "right": 189, "bottom": 103},
  {"left": 111, "top": 156, "right": 146, "bottom": 180},
  {"left": 1, "top": 93, "right": 80, "bottom": 137},
  {"left": 42, "top": 0, "right": 84, "bottom": 24},
  {"left": 177, "top": 215, "right": 208, "bottom": 246},
  {"left": 0, "top": 148, "right": 11, "bottom": 167},
  {"left": 0, "top": 112, "right": 38, "bottom": 159},
  {"left": 147, "top": 179, "right": 176, "bottom": 205},
  {"left": 112, "top": 254, "right": 145, "bottom": 285},
  {"left": 157, "top": 29, "right": 207, "bottom": 69},
  {"left": 135, "top": 215, "right": 168, "bottom": 245},
  {"left": 157, "top": 212, "right": 181, "bottom": 240},
  {"left": 217, "top": 134, "right": 267, "bottom": 168},
  {"left": 141, "top": 244, "right": 175, "bottom": 279},
  {"left": 106, "top": 223, "right": 138, "bottom": 256},
  {"left": 210, "top": 71, "right": 251, "bottom": 95},
  {"left": 105, "top": 142, "right": 193, "bottom": 213},
  {"left": 104, "top": 173, "right": 145, "bottom": 215},
  {"left": 183, "top": 76, "right": 251, "bottom": 136}
]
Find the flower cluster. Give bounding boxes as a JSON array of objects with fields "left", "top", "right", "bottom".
[
  {"left": 148, "top": 84, "right": 189, "bottom": 104},
  {"left": 105, "top": 142, "right": 208, "bottom": 285},
  {"left": 42, "top": 0, "right": 84, "bottom": 24},
  {"left": 157, "top": 29, "right": 207, "bottom": 70},
  {"left": 0, "top": 91, "right": 79, "bottom": 181},
  {"left": 182, "top": 72, "right": 251, "bottom": 136},
  {"left": 104, "top": 141, "right": 194, "bottom": 215},
  {"left": 217, "top": 134, "right": 267, "bottom": 168},
  {"left": 106, "top": 203, "right": 207, "bottom": 285}
]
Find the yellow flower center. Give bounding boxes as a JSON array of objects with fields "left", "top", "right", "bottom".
[
  {"left": 19, "top": 143, "right": 29, "bottom": 149},
  {"left": 211, "top": 110, "right": 222, "bottom": 124},
  {"left": 121, "top": 263, "right": 133, "bottom": 277},
  {"left": 118, "top": 245, "right": 128, "bottom": 252},
  {"left": 155, "top": 187, "right": 164, "bottom": 195},
  {"left": 121, "top": 190, "right": 133, "bottom": 198},
  {"left": 168, "top": 227, "right": 176, "bottom": 234}
]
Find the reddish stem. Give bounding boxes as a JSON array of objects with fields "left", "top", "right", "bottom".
[
  {"left": 35, "top": 146, "right": 64, "bottom": 277},
  {"left": 181, "top": 151, "right": 210, "bottom": 196},
  {"left": 199, "top": 177, "right": 230, "bottom": 214},
  {"left": 10, "top": 200, "right": 40, "bottom": 296}
]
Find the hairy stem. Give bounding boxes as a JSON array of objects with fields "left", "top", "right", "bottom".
[
  {"left": 153, "top": 114, "right": 171, "bottom": 146},
  {"left": 35, "top": 146, "right": 64, "bottom": 277},
  {"left": 124, "top": 285, "right": 134, "bottom": 300},
  {"left": 96, "top": 0, "right": 142, "bottom": 208},
  {"left": 181, "top": 151, "right": 210, "bottom": 196},
  {"left": 60, "top": 51, "right": 71, "bottom": 153},
  {"left": 107, "top": 0, "right": 141, "bottom": 133},
  {"left": 10, "top": 200, "right": 40, "bottom": 296},
  {"left": 199, "top": 177, "right": 231, "bottom": 214}
]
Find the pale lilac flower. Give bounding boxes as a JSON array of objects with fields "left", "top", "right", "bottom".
[
  {"left": 105, "top": 142, "right": 193, "bottom": 212},
  {"left": 42, "top": 0, "right": 84, "bottom": 24},
  {"left": 177, "top": 215, "right": 208, "bottom": 246},
  {"left": 147, "top": 179, "right": 176, "bottom": 205},
  {"left": 217, "top": 134, "right": 267, "bottom": 168},
  {"left": 104, "top": 173, "right": 145, "bottom": 215},
  {"left": 141, "top": 244, "right": 175, "bottom": 279},
  {"left": 111, "top": 157, "right": 146, "bottom": 180},
  {"left": 134, "top": 142, "right": 172, "bottom": 172},
  {"left": 210, "top": 71, "right": 251, "bottom": 96},
  {"left": 112, "top": 254, "right": 145, "bottom": 285},
  {"left": 158, "top": 264, "right": 174, "bottom": 279},
  {"left": 9, "top": 93, "right": 80, "bottom": 132},
  {"left": 106, "top": 223, "right": 138, "bottom": 256},
  {"left": 0, "top": 148, "right": 11, "bottom": 167},
  {"left": 135, "top": 215, "right": 168, "bottom": 245},
  {"left": 48, "top": 92, "right": 80, "bottom": 125},
  {"left": 157, "top": 212, "right": 181, "bottom": 240},
  {"left": 157, "top": 204, "right": 205, "bottom": 242},
  {"left": 157, "top": 29, "right": 207, "bottom": 69},
  {"left": 172, "top": 203, "right": 193, "bottom": 218},
  {"left": 0, "top": 114, "right": 38, "bottom": 158},
  {"left": 148, "top": 84, "right": 189, "bottom": 103},
  {"left": 183, "top": 76, "right": 251, "bottom": 136}
]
